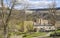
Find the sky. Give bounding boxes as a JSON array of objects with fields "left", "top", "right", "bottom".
[
  {"left": 28, "top": 0, "right": 60, "bottom": 9},
  {"left": 1, "top": 0, "right": 60, "bottom": 9},
  {"left": 16, "top": 0, "right": 60, "bottom": 9}
]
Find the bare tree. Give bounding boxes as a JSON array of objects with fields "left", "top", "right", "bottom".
[
  {"left": 0, "top": 0, "right": 19, "bottom": 38},
  {"left": 20, "top": 1, "right": 30, "bottom": 32},
  {"left": 0, "top": 0, "right": 30, "bottom": 38},
  {"left": 48, "top": 0, "right": 56, "bottom": 30}
]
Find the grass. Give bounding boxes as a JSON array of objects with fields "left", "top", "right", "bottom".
[
  {"left": 56, "top": 30, "right": 60, "bottom": 32},
  {"left": 30, "top": 32, "right": 46, "bottom": 37},
  {"left": 23, "top": 32, "right": 46, "bottom": 38},
  {"left": 50, "top": 29, "right": 60, "bottom": 35}
]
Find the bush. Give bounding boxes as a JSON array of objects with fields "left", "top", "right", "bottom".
[{"left": 50, "top": 30, "right": 60, "bottom": 37}]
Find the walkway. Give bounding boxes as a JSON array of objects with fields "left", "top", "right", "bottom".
[
  {"left": 33, "top": 32, "right": 51, "bottom": 38},
  {"left": 10, "top": 32, "right": 51, "bottom": 38}
]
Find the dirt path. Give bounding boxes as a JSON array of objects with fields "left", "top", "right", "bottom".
[
  {"left": 10, "top": 35, "right": 23, "bottom": 38},
  {"left": 33, "top": 32, "right": 51, "bottom": 38},
  {"left": 10, "top": 32, "right": 51, "bottom": 38}
]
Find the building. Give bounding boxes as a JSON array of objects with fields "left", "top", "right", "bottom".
[{"left": 25, "top": 7, "right": 60, "bottom": 32}]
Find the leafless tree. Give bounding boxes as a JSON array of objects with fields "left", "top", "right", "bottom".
[
  {"left": 0, "top": 0, "right": 30, "bottom": 38},
  {"left": 20, "top": 1, "right": 30, "bottom": 32},
  {"left": 48, "top": 0, "right": 56, "bottom": 30},
  {"left": 0, "top": 0, "right": 19, "bottom": 38}
]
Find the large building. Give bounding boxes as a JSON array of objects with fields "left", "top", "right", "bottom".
[{"left": 25, "top": 7, "right": 60, "bottom": 32}]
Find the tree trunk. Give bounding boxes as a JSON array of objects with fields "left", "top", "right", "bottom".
[{"left": 4, "top": 23, "right": 8, "bottom": 38}]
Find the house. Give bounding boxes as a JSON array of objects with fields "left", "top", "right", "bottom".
[{"left": 25, "top": 7, "right": 60, "bottom": 32}]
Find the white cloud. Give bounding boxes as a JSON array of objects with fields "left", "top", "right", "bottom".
[
  {"left": 29, "top": 1, "right": 52, "bottom": 6},
  {"left": 14, "top": 0, "right": 53, "bottom": 9},
  {"left": 27, "top": 0, "right": 52, "bottom": 8},
  {"left": 0, "top": 0, "right": 57, "bottom": 9}
]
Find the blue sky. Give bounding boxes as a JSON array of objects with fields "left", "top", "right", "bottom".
[
  {"left": 28, "top": 0, "right": 60, "bottom": 9},
  {"left": 3, "top": 0, "right": 60, "bottom": 9}
]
